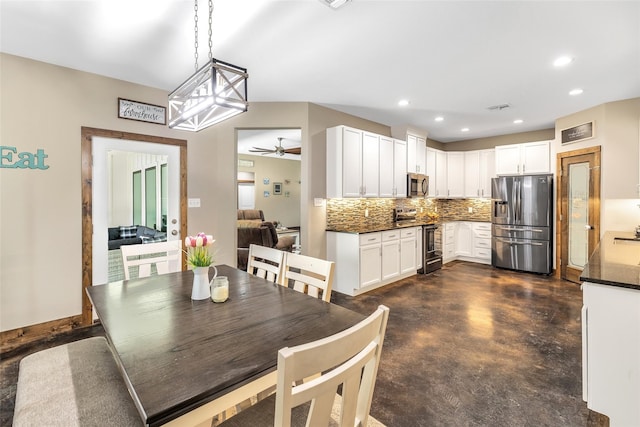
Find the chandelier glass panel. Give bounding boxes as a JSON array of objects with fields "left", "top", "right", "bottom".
[{"left": 168, "top": 0, "right": 248, "bottom": 131}]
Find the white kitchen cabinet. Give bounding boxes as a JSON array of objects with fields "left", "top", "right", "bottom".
[
  {"left": 442, "top": 222, "right": 456, "bottom": 263},
  {"left": 495, "top": 141, "right": 550, "bottom": 175},
  {"left": 381, "top": 230, "right": 401, "bottom": 280},
  {"left": 455, "top": 221, "right": 473, "bottom": 257},
  {"left": 582, "top": 282, "right": 640, "bottom": 426},
  {"left": 378, "top": 136, "right": 395, "bottom": 198},
  {"left": 326, "top": 126, "right": 379, "bottom": 198},
  {"left": 327, "top": 228, "right": 420, "bottom": 296},
  {"left": 446, "top": 152, "right": 465, "bottom": 198},
  {"left": 361, "top": 131, "right": 380, "bottom": 197},
  {"left": 393, "top": 138, "right": 407, "bottom": 197},
  {"left": 407, "top": 134, "right": 426, "bottom": 174},
  {"left": 359, "top": 233, "right": 382, "bottom": 288},
  {"left": 416, "top": 225, "right": 423, "bottom": 271},
  {"left": 435, "top": 149, "right": 448, "bottom": 198},
  {"left": 426, "top": 147, "right": 437, "bottom": 197},
  {"left": 464, "top": 149, "right": 495, "bottom": 198},
  {"left": 400, "top": 227, "right": 417, "bottom": 274},
  {"left": 472, "top": 222, "right": 492, "bottom": 263}
]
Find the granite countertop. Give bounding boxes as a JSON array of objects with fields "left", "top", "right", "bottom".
[
  {"left": 326, "top": 220, "right": 437, "bottom": 234},
  {"left": 580, "top": 231, "right": 640, "bottom": 291}
]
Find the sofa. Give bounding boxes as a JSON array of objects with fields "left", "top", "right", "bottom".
[
  {"left": 237, "top": 210, "right": 295, "bottom": 270},
  {"left": 108, "top": 225, "right": 167, "bottom": 250}
]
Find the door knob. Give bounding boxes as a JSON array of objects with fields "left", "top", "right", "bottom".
[
  {"left": 584, "top": 225, "right": 594, "bottom": 230},
  {"left": 171, "top": 230, "right": 178, "bottom": 236}
]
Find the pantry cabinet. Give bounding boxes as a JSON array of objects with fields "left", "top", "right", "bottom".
[{"left": 495, "top": 141, "right": 550, "bottom": 175}]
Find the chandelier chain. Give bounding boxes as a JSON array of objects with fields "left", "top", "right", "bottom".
[
  {"left": 194, "top": 0, "right": 199, "bottom": 71},
  {"left": 208, "top": 0, "right": 213, "bottom": 60}
]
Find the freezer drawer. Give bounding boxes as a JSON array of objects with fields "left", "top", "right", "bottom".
[
  {"left": 492, "top": 224, "right": 551, "bottom": 241},
  {"left": 492, "top": 237, "right": 551, "bottom": 274}
]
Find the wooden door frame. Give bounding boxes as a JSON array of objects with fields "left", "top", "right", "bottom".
[
  {"left": 555, "top": 146, "right": 601, "bottom": 280},
  {"left": 81, "top": 127, "right": 188, "bottom": 326}
]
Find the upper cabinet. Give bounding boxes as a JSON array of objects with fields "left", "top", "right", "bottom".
[
  {"left": 495, "top": 141, "right": 550, "bottom": 175},
  {"left": 446, "top": 152, "right": 465, "bottom": 198},
  {"left": 407, "top": 134, "right": 426, "bottom": 174},
  {"left": 328, "top": 126, "right": 408, "bottom": 198},
  {"left": 379, "top": 137, "right": 407, "bottom": 198},
  {"left": 426, "top": 147, "right": 448, "bottom": 198},
  {"left": 464, "top": 149, "right": 495, "bottom": 198}
]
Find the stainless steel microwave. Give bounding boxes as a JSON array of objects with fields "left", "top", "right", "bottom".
[{"left": 407, "top": 173, "right": 428, "bottom": 198}]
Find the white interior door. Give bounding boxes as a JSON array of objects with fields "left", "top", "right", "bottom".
[
  {"left": 238, "top": 183, "right": 255, "bottom": 209},
  {"left": 92, "top": 137, "right": 181, "bottom": 286}
]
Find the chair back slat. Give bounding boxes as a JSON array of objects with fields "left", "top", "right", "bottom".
[
  {"left": 120, "top": 240, "right": 182, "bottom": 280},
  {"left": 246, "top": 244, "right": 284, "bottom": 284},
  {"left": 275, "top": 305, "right": 390, "bottom": 427},
  {"left": 280, "top": 252, "right": 335, "bottom": 302}
]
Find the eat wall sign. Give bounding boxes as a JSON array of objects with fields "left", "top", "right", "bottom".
[{"left": 0, "top": 146, "right": 49, "bottom": 169}]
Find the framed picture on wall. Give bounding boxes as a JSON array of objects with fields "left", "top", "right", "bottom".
[{"left": 273, "top": 182, "right": 282, "bottom": 195}]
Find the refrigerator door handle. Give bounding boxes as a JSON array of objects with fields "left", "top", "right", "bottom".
[
  {"left": 498, "top": 226, "right": 544, "bottom": 233},
  {"left": 496, "top": 238, "right": 543, "bottom": 246}
]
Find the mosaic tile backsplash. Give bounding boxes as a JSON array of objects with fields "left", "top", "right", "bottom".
[{"left": 326, "top": 197, "right": 491, "bottom": 230}]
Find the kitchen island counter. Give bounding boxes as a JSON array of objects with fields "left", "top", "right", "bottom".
[{"left": 579, "top": 231, "right": 640, "bottom": 290}]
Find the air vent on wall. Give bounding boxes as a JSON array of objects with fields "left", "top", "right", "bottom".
[{"left": 487, "top": 103, "right": 511, "bottom": 111}]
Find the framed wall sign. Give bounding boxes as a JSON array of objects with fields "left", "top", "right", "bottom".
[
  {"left": 118, "top": 98, "right": 166, "bottom": 125},
  {"left": 561, "top": 121, "right": 594, "bottom": 145}
]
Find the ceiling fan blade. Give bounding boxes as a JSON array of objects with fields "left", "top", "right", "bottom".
[
  {"left": 284, "top": 147, "right": 301, "bottom": 155},
  {"left": 249, "top": 147, "right": 275, "bottom": 153}
]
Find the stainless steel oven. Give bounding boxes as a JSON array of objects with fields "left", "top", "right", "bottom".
[{"left": 419, "top": 224, "right": 442, "bottom": 274}]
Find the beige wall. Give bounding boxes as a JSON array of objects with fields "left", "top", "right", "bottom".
[
  {"left": 554, "top": 98, "right": 640, "bottom": 233},
  {"left": 443, "top": 128, "right": 556, "bottom": 151},
  {"left": 238, "top": 154, "right": 301, "bottom": 227}
]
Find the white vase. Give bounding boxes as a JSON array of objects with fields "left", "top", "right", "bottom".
[{"left": 191, "top": 266, "right": 216, "bottom": 300}]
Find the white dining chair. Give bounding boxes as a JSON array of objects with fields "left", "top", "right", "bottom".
[
  {"left": 246, "top": 244, "right": 285, "bottom": 284},
  {"left": 280, "top": 252, "right": 335, "bottom": 302},
  {"left": 216, "top": 305, "right": 390, "bottom": 427},
  {"left": 120, "top": 240, "right": 182, "bottom": 280}
]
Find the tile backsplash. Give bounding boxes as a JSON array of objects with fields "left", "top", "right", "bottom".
[{"left": 326, "top": 197, "right": 491, "bottom": 229}]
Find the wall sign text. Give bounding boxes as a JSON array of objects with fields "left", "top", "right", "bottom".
[
  {"left": 0, "top": 146, "right": 49, "bottom": 169},
  {"left": 118, "top": 98, "right": 166, "bottom": 125},
  {"left": 561, "top": 122, "right": 594, "bottom": 144}
]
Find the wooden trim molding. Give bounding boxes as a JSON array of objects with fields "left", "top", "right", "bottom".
[
  {"left": 81, "top": 127, "right": 188, "bottom": 327},
  {"left": 555, "top": 145, "right": 601, "bottom": 280},
  {"left": 0, "top": 315, "right": 83, "bottom": 354}
]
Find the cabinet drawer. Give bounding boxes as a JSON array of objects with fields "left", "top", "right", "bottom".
[
  {"left": 445, "top": 233, "right": 455, "bottom": 245},
  {"left": 444, "top": 245, "right": 455, "bottom": 258},
  {"left": 474, "top": 247, "right": 491, "bottom": 259},
  {"left": 359, "top": 232, "right": 381, "bottom": 245},
  {"left": 382, "top": 230, "right": 400, "bottom": 241},
  {"left": 445, "top": 223, "right": 455, "bottom": 232},
  {"left": 473, "top": 222, "right": 491, "bottom": 231},
  {"left": 400, "top": 228, "right": 416, "bottom": 238},
  {"left": 475, "top": 238, "right": 491, "bottom": 249},
  {"left": 475, "top": 230, "right": 492, "bottom": 239}
]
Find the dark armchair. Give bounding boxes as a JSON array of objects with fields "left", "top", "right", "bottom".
[{"left": 237, "top": 210, "right": 295, "bottom": 270}]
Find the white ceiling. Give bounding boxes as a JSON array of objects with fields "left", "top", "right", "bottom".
[{"left": 1, "top": 0, "right": 638, "bottom": 143}]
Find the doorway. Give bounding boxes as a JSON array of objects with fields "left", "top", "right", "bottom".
[
  {"left": 80, "top": 127, "right": 187, "bottom": 326},
  {"left": 556, "top": 146, "right": 601, "bottom": 283}
]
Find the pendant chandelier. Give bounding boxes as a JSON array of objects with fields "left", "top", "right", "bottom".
[{"left": 168, "top": 0, "right": 248, "bottom": 131}]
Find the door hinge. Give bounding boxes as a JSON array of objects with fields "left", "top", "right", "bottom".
[{"left": 559, "top": 214, "right": 563, "bottom": 221}]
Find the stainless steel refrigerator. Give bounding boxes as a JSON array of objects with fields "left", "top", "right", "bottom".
[{"left": 491, "top": 174, "right": 553, "bottom": 274}]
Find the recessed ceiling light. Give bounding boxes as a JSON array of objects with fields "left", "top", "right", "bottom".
[
  {"left": 398, "top": 99, "right": 410, "bottom": 107},
  {"left": 461, "top": 128, "right": 470, "bottom": 132},
  {"left": 569, "top": 88, "right": 584, "bottom": 96},
  {"left": 435, "top": 116, "right": 444, "bottom": 122},
  {"left": 553, "top": 56, "right": 574, "bottom": 67},
  {"left": 513, "top": 119, "right": 524, "bottom": 124}
]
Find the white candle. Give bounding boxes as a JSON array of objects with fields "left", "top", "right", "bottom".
[{"left": 211, "top": 276, "right": 229, "bottom": 302}]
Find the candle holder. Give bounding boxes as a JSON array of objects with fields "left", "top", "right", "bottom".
[{"left": 210, "top": 276, "right": 229, "bottom": 303}]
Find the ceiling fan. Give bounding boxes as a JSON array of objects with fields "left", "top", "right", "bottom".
[{"left": 249, "top": 137, "right": 301, "bottom": 156}]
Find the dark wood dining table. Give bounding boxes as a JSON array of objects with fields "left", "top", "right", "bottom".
[{"left": 86, "top": 264, "right": 364, "bottom": 427}]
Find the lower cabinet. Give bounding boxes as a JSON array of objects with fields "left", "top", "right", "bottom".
[
  {"left": 441, "top": 221, "right": 492, "bottom": 265},
  {"left": 327, "top": 227, "right": 419, "bottom": 296},
  {"left": 582, "top": 282, "right": 640, "bottom": 426}
]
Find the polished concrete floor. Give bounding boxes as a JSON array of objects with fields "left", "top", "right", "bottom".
[{"left": 2, "top": 261, "right": 592, "bottom": 426}]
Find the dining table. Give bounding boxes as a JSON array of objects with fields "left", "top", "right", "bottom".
[{"left": 86, "top": 264, "right": 365, "bottom": 427}]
